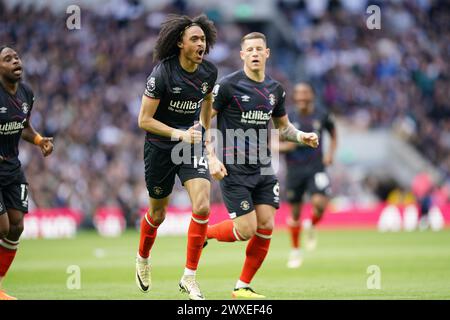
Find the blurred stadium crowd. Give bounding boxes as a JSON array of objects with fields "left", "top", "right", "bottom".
[
  {"left": 0, "top": 0, "right": 449, "bottom": 225},
  {"left": 276, "top": 0, "right": 450, "bottom": 172}
]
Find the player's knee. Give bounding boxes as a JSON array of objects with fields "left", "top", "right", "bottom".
[
  {"left": 8, "top": 220, "right": 24, "bottom": 239},
  {"left": 312, "top": 196, "right": 327, "bottom": 214},
  {"left": 192, "top": 201, "right": 210, "bottom": 216},
  {"left": 258, "top": 219, "right": 274, "bottom": 231},
  {"left": 236, "top": 223, "right": 257, "bottom": 241},
  {"left": 151, "top": 208, "right": 167, "bottom": 225},
  {"left": 314, "top": 202, "right": 327, "bottom": 215}
]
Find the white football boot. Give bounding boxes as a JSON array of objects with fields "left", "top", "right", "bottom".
[
  {"left": 179, "top": 275, "right": 205, "bottom": 300},
  {"left": 287, "top": 249, "right": 304, "bottom": 269},
  {"left": 135, "top": 254, "right": 151, "bottom": 292}
]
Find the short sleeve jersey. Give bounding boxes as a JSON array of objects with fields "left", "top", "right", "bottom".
[
  {"left": 285, "top": 107, "right": 335, "bottom": 173},
  {"left": 0, "top": 82, "right": 34, "bottom": 177},
  {"left": 143, "top": 55, "right": 218, "bottom": 150},
  {"left": 213, "top": 70, "right": 286, "bottom": 174}
]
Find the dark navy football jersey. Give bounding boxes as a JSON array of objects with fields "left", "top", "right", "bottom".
[
  {"left": 0, "top": 82, "right": 34, "bottom": 177},
  {"left": 213, "top": 70, "right": 286, "bottom": 174},
  {"left": 285, "top": 107, "right": 335, "bottom": 173},
  {"left": 143, "top": 55, "right": 218, "bottom": 150}
]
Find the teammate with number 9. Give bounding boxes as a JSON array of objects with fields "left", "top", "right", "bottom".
[{"left": 205, "top": 33, "right": 319, "bottom": 298}]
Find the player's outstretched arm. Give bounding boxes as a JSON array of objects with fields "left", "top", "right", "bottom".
[
  {"left": 272, "top": 115, "right": 319, "bottom": 148},
  {"left": 21, "top": 116, "right": 54, "bottom": 157},
  {"left": 138, "top": 95, "right": 202, "bottom": 144}
]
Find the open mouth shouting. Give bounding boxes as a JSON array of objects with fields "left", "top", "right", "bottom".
[
  {"left": 12, "top": 65, "right": 22, "bottom": 76},
  {"left": 196, "top": 48, "right": 205, "bottom": 60}
]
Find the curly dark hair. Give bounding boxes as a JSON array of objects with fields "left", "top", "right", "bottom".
[{"left": 153, "top": 14, "right": 217, "bottom": 62}]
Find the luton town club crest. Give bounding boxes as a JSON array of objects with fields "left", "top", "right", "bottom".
[
  {"left": 22, "top": 102, "right": 29, "bottom": 114},
  {"left": 240, "top": 200, "right": 250, "bottom": 211},
  {"left": 201, "top": 82, "right": 209, "bottom": 94},
  {"left": 153, "top": 186, "right": 163, "bottom": 196},
  {"left": 269, "top": 94, "right": 276, "bottom": 106}
]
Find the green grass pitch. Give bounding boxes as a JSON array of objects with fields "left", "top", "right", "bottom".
[{"left": 3, "top": 229, "right": 450, "bottom": 299}]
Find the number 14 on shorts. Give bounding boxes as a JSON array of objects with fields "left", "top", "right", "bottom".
[{"left": 193, "top": 156, "right": 208, "bottom": 169}]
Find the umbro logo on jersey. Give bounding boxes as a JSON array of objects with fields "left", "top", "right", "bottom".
[
  {"left": 172, "top": 87, "right": 182, "bottom": 94},
  {"left": 0, "top": 107, "right": 6, "bottom": 113},
  {"left": 241, "top": 95, "right": 250, "bottom": 102}
]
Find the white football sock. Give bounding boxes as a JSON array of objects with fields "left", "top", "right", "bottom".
[
  {"left": 235, "top": 280, "right": 250, "bottom": 289},
  {"left": 184, "top": 268, "right": 196, "bottom": 276}
]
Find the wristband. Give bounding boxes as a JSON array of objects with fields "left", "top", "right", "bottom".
[{"left": 34, "top": 134, "right": 43, "bottom": 145}]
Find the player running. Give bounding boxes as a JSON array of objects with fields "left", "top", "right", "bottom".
[
  {"left": 205, "top": 33, "right": 319, "bottom": 298},
  {"left": 135, "top": 14, "right": 218, "bottom": 300},
  {"left": 0, "top": 46, "right": 54, "bottom": 300},
  {"left": 278, "top": 82, "right": 337, "bottom": 268}
]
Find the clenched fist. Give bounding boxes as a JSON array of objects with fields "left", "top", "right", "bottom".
[
  {"left": 39, "top": 137, "right": 54, "bottom": 157},
  {"left": 298, "top": 132, "right": 319, "bottom": 148},
  {"left": 208, "top": 156, "right": 227, "bottom": 180}
]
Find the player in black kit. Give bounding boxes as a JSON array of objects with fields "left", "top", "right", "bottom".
[
  {"left": 135, "top": 14, "right": 218, "bottom": 300},
  {"left": 205, "top": 33, "right": 319, "bottom": 298},
  {"left": 0, "top": 46, "right": 54, "bottom": 300},
  {"left": 279, "top": 82, "right": 337, "bottom": 268}
]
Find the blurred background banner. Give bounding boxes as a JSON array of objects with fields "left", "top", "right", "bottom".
[
  {"left": 93, "top": 207, "right": 126, "bottom": 237},
  {"left": 21, "top": 208, "right": 83, "bottom": 239},
  {"left": 1, "top": 0, "right": 449, "bottom": 237}
]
